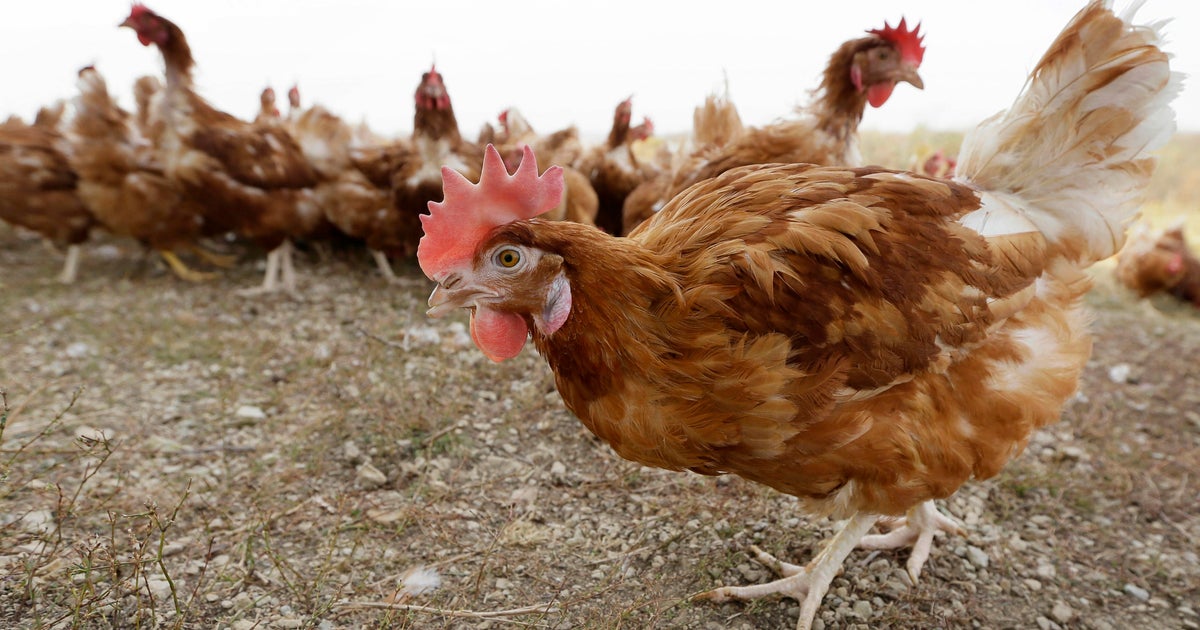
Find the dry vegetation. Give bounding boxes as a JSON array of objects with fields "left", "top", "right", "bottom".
[{"left": 0, "top": 133, "right": 1198, "bottom": 630}]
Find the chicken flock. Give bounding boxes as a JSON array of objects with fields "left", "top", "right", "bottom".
[
  {"left": 1, "top": 4, "right": 939, "bottom": 294},
  {"left": 0, "top": 2, "right": 1189, "bottom": 629}
]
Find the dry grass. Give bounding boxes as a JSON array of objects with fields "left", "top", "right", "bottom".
[{"left": 0, "top": 133, "right": 1198, "bottom": 629}]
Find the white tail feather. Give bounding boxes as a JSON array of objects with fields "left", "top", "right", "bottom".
[{"left": 956, "top": 0, "right": 1181, "bottom": 264}]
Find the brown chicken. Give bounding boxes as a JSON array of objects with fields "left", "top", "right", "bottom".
[
  {"left": 121, "top": 4, "right": 326, "bottom": 294},
  {"left": 0, "top": 108, "right": 94, "bottom": 283},
  {"left": 255, "top": 86, "right": 281, "bottom": 125},
  {"left": 623, "top": 18, "right": 926, "bottom": 234},
  {"left": 69, "top": 65, "right": 224, "bottom": 281},
  {"left": 490, "top": 108, "right": 597, "bottom": 226},
  {"left": 385, "top": 65, "right": 482, "bottom": 269},
  {"left": 576, "top": 97, "right": 660, "bottom": 235},
  {"left": 1115, "top": 223, "right": 1200, "bottom": 308},
  {"left": 418, "top": 3, "right": 1178, "bottom": 628}
]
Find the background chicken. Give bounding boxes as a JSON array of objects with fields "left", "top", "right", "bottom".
[
  {"left": 1115, "top": 222, "right": 1200, "bottom": 308},
  {"left": 418, "top": 3, "right": 1177, "bottom": 629},
  {"left": 255, "top": 86, "right": 282, "bottom": 125},
  {"left": 387, "top": 65, "right": 482, "bottom": 266},
  {"left": 489, "top": 108, "right": 597, "bottom": 226},
  {"left": 0, "top": 105, "right": 94, "bottom": 283},
  {"left": 69, "top": 65, "right": 225, "bottom": 282},
  {"left": 622, "top": 18, "right": 925, "bottom": 234},
  {"left": 576, "top": 97, "right": 661, "bottom": 235},
  {"left": 121, "top": 5, "right": 326, "bottom": 293}
]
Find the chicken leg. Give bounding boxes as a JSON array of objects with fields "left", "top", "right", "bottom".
[
  {"left": 186, "top": 243, "right": 238, "bottom": 269},
  {"left": 57, "top": 244, "right": 81, "bottom": 284},
  {"left": 371, "top": 249, "right": 400, "bottom": 283},
  {"left": 695, "top": 512, "right": 878, "bottom": 630}
]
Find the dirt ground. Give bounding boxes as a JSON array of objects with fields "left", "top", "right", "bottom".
[{"left": 1, "top": 226, "right": 1198, "bottom": 630}]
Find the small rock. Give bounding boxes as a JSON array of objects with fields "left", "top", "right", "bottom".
[
  {"left": 342, "top": 441, "right": 363, "bottom": 464},
  {"left": 145, "top": 578, "right": 172, "bottom": 601},
  {"left": 1050, "top": 601, "right": 1074, "bottom": 624},
  {"left": 966, "top": 546, "right": 989, "bottom": 569},
  {"left": 356, "top": 463, "right": 387, "bottom": 488},
  {"left": 852, "top": 600, "right": 872, "bottom": 619},
  {"left": 1107, "top": 363, "right": 1132, "bottom": 384},
  {"left": 1035, "top": 616, "right": 1059, "bottom": 630},
  {"left": 20, "top": 510, "right": 55, "bottom": 535},
  {"left": 1036, "top": 563, "right": 1057, "bottom": 579},
  {"left": 231, "top": 621, "right": 255, "bottom": 630},
  {"left": 495, "top": 577, "right": 513, "bottom": 590},
  {"left": 65, "top": 342, "right": 91, "bottom": 358},
  {"left": 275, "top": 619, "right": 303, "bottom": 629},
  {"left": 1023, "top": 578, "right": 1043, "bottom": 591},
  {"left": 235, "top": 405, "right": 266, "bottom": 419},
  {"left": 549, "top": 461, "right": 567, "bottom": 476},
  {"left": 1123, "top": 583, "right": 1150, "bottom": 601}
]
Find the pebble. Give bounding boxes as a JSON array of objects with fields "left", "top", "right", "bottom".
[
  {"left": 355, "top": 463, "right": 388, "bottom": 488},
  {"left": 20, "top": 510, "right": 55, "bottom": 535},
  {"left": 145, "top": 578, "right": 172, "bottom": 601},
  {"left": 1050, "top": 601, "right": 1074, "bottom": 623},
  {"left": 1036, "top": 563, "right": 1057, "bottom": 579},
  {"left": 235, "top": 405, "right": 266, "bottom": 419},
  {"left": 231, "top": 621, "right": 256, "bottom": 630},
  {"left": 966, "top": 546, "right": 989, "bottom": 569},
  {"left": 65, "top": 342, "right": 91, "bottom": 358},
  {"left": 1107, "top": 363, "right": 1132, "bottom": 383},
  {"left": 852, "top": 600, "right": 872, "bottom": 619},
  {"left": 1023, "top": 578, "right": 1043, "bottom": 591},
  {"left": 1123, "top": 583, "right": 1150, "bottom": 601},
  {"left": 275, "top": 619, "right": 303, "bottom": 629},
  {"left": 1035, "top": 616, "right": 1060, "bottom": 630}
]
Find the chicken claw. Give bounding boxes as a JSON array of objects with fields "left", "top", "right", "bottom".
[
  {"left": 857, "top": 500, "right": 964, "bottom": 584},
  {"left": 160, "top": 250, "right": 216, "bottom": 283},
  {"left": 695, "top": 513, "right": 878, "bottom": 630}
]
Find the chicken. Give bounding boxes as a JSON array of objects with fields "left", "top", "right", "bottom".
[
  {"left": 622, "top": 18, "right": 925, "bottom": 234},
  {"left": 0, "top": 105, "right": 95, "bottom": 283},
  {"left": 577, "top": 97, "right": 661, "bottom": 235},
  {"left": 121, "top": 4, "right": 326, "bottom": 294},
  {"left": 385, "top": 65, "right": 482, "bottom": 271},
  {"left": 490, "top": 108, "right": 597, "bottom": 226},
  {"left": 255, "top": 86, "right": 281, "bottom": 125},
  {"left": 69, "top": 65, "right": 224, "bottom": 282},
  {"left": 1115, "top": 222, "right": 1200, "bottom": 308},
  {"left": 417, "top": 3, "right": 1178, "bottom": 629},
  {"left": 918, "top": 148, "right": 957, "bottom": 178}
]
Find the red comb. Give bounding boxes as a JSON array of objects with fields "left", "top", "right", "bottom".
[
  {"left": 418, "top": 145, "right": 564, "bottom": 281},
  {"left": 128, "top": 3, "right": 152, "bottom": 20},
  {"left": 868, "top": 17, "right": 925, "bottom": 67}
]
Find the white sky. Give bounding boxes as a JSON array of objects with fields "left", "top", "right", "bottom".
[{"left": 2, "top": 1, "right": 1196, "bottom": 141}]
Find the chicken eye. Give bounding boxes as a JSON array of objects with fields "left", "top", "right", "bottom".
[{"left": 495, "top": 248, "right": 521, "bottom": 268}]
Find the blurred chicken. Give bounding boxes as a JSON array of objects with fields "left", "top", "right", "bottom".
[
  {"left": 623, "top": 92, "right": 744, "bottom": 234},
  {"left": 384, "top": 65, "right": 482, "bottom": 270},
  {"left": 0, "top": 106, "right": 94, "bottom": 282},
  {"left": 577, "top": 97, "right": 661, "bottom": 235},
  {"left": 121, "top": 5, "right": 326, "bottom": 294},
  {"left": 69, "top": 65, "right": 224, "bottom": 282},
  {"left": 623, "top": 19, "right": 925, "bottom": 234},
  {"left": 1115, "top": 222, "right": 1200, "bottom": 308},
  {"left": 916, "top": 148, "right": 957, "bottom": 178},
  {"left": 255, "top": 86, "right": 281, "bottom": 125},
  {"left": 419, "top": 3, "right": 1177, "bottom": 629}
]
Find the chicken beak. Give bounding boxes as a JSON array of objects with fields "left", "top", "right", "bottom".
[
  {"left": 427, "top": 282, "right": 488, "bottom": 319},
  {"left": 898, "top": 64, "right": 925, "bottom": 90},
  {"left": 119, "top": 17, "right": 135, "bottom": 29}
]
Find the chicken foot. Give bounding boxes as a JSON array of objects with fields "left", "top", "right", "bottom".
[
  {"left": 371, "top": 249, "right": 400, "bottom": 283},
  {"left": 160, "top": 250, "right": 217, "bottom": 282},
  {"left": 695, "top": 512, "right": 878, "bottom": 630},
  {"left": 857, "top": 499, "right": 964, "bottom": 584},
  {"left": 186, "top": 243, "right": 238, "bottom": 269}
]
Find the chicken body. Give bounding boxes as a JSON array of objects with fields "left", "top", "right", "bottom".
[
  {"left": 0, "top": 111, "right": 94, "bottom": 283},
  {"left": 623, "top": 20, "right": 925, "bottom": 235},
  {"left": 420, "top": 3, "right": 1178, "bottom": 628},
  {"left": 577, "top": 97, "right": 660, "bottom": 235},
  {"left": 69, "top": 65, "right": 220, "bottom": 281},
  {"left": 122, "top": 5, "right": 326, "bottom": 293}
]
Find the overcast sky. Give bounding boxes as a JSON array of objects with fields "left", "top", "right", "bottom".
[{"left": 2, "top": 1, "right": 1196, "bottom": 141}]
